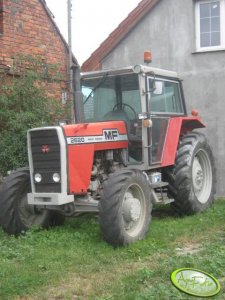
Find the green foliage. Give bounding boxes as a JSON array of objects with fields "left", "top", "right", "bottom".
[
  {"left": 0, "top": 57, "right": 70, "bottom": 175},
  {"left": 0, "top": 199, "right": 224, "bottom": 299}
]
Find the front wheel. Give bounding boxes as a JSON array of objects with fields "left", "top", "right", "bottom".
[
  {"left": 99, "top": 169, "right": 152, "bottom": 247},
  {"left": 0, "top": 168, "right": 51, "bottom": 235},
  {"left": 166, "top": 132, "right": 216, "bottom": 215}
]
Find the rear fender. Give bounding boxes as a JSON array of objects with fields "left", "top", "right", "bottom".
[{"left": 161, "top": 117, "right": 205, "bottom": 167}]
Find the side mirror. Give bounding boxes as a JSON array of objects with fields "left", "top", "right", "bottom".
[
  {"left": 153, "top": 81, "right": 163, "bottom": 95},
  {"left": 149, "top": 79, "right": 163, "bottom": 95}
]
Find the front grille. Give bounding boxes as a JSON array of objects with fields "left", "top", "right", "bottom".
[{"left": 30, "top": 129, "right": 61, "bottom": 193}]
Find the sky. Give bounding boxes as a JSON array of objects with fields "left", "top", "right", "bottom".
[{"left": 45, "top": 0, "right": 141, "bottom": 65}]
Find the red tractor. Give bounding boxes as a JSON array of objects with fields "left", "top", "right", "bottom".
[{"left": 0, "top": 64, "right": 215, "bottom": 246}]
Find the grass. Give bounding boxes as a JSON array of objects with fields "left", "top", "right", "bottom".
[{"left": 0, "top": 200, "right": 224, "bottom": 299}]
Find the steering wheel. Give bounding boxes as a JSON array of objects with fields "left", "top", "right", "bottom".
[{"left": 113, "top": 103, "right": 137, "bottom": 120}]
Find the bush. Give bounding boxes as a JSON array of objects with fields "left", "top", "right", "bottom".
[{"left": 0, "top": 67, "right": 70, "bottom": 175}]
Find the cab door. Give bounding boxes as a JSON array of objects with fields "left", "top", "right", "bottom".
[
  {"left": 147, "top": 76, "right": 186, "bottom": 165},
  {"left": 119, "top": 74, "right": 143, "bottom": 163}
]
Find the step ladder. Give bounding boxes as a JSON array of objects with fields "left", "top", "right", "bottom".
[{"left": 148, "top": 179, "right": 174, "bottom": 205}]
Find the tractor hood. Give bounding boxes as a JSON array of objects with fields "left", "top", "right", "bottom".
[
  {"left": 63, "top": 121, "right": 128, "bottom": 194},
  {"left": 63, "top": 121, "right": 128, "bottom": 148}
]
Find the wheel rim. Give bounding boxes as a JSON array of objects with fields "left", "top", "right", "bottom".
[
  {"left": 18, "top": 187, "right": 48, "bottom": 228},
  {"left": 122, "top": 183, "right": 146, "bottom": 237},
  {"left": 192, "top": 149, "right": 212, "bottom": 204}
]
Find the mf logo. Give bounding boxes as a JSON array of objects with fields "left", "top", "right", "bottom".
[
  {"left": 103, "top": 129, "right": 118, "bottom": 140},
  {"left": 41, "top": 144, "right": 50, "bottom": 153}
]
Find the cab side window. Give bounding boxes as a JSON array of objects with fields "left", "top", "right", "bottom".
[{"left": 149, "top": 78, "right": 184, "bottom": 114}]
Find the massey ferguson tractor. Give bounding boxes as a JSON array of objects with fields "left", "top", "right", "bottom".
[{"left": 0, "top": 63, "right": 215, "bottom": 246}]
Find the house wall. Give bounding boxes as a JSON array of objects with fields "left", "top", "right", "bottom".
[
  {"left": 0, "top": 0, "right": 69, "bottom": 99},
  {"left": 102, "top": 0, "right": 225, "bottom": 196}
]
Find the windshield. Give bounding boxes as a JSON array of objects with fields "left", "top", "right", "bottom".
[{"left": 82, "top": 73, "right": 141, "bottom": 123}]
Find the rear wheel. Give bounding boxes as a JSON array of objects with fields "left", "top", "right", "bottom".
[
  {"left": 99, "top": 169, "right": 152, "bottom": 246},
  {"left": 165, "top": 132, "right": 215, "bottom": 215},
  {"left": 0, "top": 168, "right": 51, "bottom": 235}
]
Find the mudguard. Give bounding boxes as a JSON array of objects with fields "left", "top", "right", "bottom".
[{"left": 161, "top": 117, "right": 205, "bottom": 167}]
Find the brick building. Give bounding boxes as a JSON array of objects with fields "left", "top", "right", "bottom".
[{"left": 0, "top": 0, "right": 77, "bottom": 100}]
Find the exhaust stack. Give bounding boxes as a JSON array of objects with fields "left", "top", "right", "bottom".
[{"left": 72, "top": 65, "right": 84, "bottom": 123}]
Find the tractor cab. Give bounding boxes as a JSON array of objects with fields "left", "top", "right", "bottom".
[{"left": 81, "top": 65, "right": 187, "bottom": 167}]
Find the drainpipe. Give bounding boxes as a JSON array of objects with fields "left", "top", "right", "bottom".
[
  {"left": 67, "top": 0, "right": 84, "bottom": 123},
  {"left": 67, "top": 0, "right": 74, "bottom": 121}
]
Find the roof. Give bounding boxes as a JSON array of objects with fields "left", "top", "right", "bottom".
[
  {"left": 81, "top": 0, "right": 160, "bottom": 72},
  {"left": 39, "top": 0, "right": 78, "bottom": 65},
  {"left": 81, "top": 65, "right": 178, "bottom": 80}
]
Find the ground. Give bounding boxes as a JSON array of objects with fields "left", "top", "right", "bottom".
[{"left": 0, "top": 199, "right": 224, "bottom": 299}]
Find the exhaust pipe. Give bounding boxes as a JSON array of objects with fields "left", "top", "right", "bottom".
[{"left": 72, "top": 65, "right": 84, "bottom": 123}]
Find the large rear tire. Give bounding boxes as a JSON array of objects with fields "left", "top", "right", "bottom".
[
  {"left": 165, "top": 132, "right": 216, "bottom": 215},
  {"left": 99, "top": 169, "right": 152, "bottom": 247},
  {"left": 0, "top": 168, "right": 51, "bottom": 235}
]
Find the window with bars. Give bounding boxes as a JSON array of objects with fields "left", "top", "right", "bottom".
[{"left": 195, "top": 0, "right": 225, "bottom": 51}]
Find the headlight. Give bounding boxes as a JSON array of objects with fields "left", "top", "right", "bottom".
[
  {"left": 34, "top": 173, "right": 42, "bottom": 183},
  {"left": 53, "top": 173, "right": 61, "bottom": 183}
]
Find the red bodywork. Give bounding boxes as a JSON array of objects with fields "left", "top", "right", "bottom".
[
  {"left": 161, "top": 116, "right": 205, "bottom": 166},
  {"left": 63, "top": 116, "right": 204, "bottom": 194},
  {"left": 63, "top": 121, "right": 128, "bottom": 194}
]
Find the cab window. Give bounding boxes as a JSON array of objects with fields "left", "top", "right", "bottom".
[
  {"left": 149, "top": 78, "right": 184, "bottom": 114},
  {"left": 82, "top": 74, "right": 141, "bottom": 122}
]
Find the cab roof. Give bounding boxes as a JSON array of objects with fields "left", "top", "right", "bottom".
[{"left": 81, "top": 65, "right": 179, "bottom": 80}]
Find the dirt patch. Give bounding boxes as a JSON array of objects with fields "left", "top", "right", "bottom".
[{"left": 175, "top": 243, "right": 202, "bottom": 256}]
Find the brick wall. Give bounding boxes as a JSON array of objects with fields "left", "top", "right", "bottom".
[
  {"left": 0, "top": 0, "right": 3, "bottom": 33},
  {"left": 0, "top": 0, "right": 71, "bottom": 100}
]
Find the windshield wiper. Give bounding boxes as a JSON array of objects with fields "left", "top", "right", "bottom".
[{"left": 83, "top": 72, "right": 109, "bottom": 105}]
